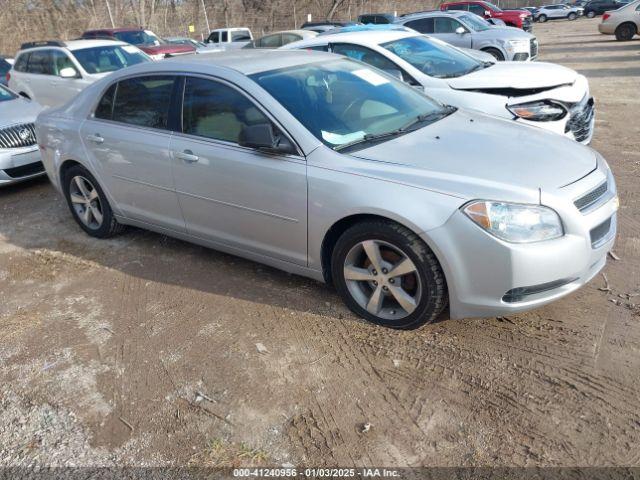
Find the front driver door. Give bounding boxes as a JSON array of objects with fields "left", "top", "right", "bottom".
[
  {"left": 170, "top": 75, "right": 307, "bottom": 266},
  {"left": 433, "top": 17, "right": 472, "bottom": 48}
]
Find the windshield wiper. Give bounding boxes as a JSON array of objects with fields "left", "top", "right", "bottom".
[{"left": 334, "top": 107, "right": 457, "bottom": 152}]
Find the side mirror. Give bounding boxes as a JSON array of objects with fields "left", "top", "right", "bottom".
[
  {"left": 455, "top": 26, "right": 467, "bottom": 34},
  {"left": 383, "top": 68, "right": 404, "bottom": 81},
  {"left": 239, "top": 124, "right": 296, "bottom": 155},
  {"left": 59, "top": 67, "right": 79, "bottom": 78},
  {"left": 484, "top": 10, "right": 491, "bottom": 16}
]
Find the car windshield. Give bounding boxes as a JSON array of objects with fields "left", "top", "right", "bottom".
[
  {"left": 459, "top": 13, "right": 492, "bottom": 30},
  {"left": 72, "top": 45, "right": 149, "bottom": 74},
  {"left": 0, "top": 85, "right": 17, "bottom": 102},
  {"left": 382, "top": 35, "right": 484, "bottom": 79},
  {"left": 0, "top": 59, "right": 10, "bottom": 76},
  {"left": 114, "top": 30, "right": 164, "bottom": 46},
  {"left": 251, "top": 59, "right": 451, "bottom": 152},
  {"left": 484, "top": 1, "right": 503, "bottom": 11}
]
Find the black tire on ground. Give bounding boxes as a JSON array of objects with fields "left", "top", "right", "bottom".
[
  {"left": 615, "top": 22, "right": 637, "bottom": 41},
  {"left": 586, "top": 10, "right": 596, "bottom": 18},
  {"left": 483, "top": 47, "right": 506, "bottom": 61},
  {"left": 331, "top": 220, "right": 448, "bottom": 329},
  {"left": 568, "top": 12, "right": 577, "bottom": 20},
  {"left": 538, "top": 14, "right": 548, "bottom": 22},
  {"left": 62, "top": 164, "right": 125, "bottom": 238}
]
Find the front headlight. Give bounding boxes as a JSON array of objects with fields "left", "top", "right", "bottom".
[
  {"left": 463, "top": 201, "right": 564, "bottom": 243},
  {"left": 506, "top": 39, "right": 530, "bottom": 52},
  {"left": 507, "top": 101, "right": 567, "bottom": 122}
]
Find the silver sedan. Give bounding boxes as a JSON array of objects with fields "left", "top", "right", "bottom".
[{"left": 36, "top": 51, "right": 618, "bottom": 328}]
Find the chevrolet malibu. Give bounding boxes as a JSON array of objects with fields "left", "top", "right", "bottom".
[{"left": 36, "top": 51, "right": 618, "bottom": 329}]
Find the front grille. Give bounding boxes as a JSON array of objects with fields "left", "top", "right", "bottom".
[
  {"left": 0, "top": 123, "right": 37, "bottom": 149},
  {"left": 565, "top": 96, "right": 595, "bottom": 143},
  {"left": 590, "top": 215, "right": 615, "bottom": 248},
  {"left": 4, "top": 161, "right": 44, "bottom": 179},
  {"left": 530, "top": 38, "right": 538, "bottom": 59},
  {"left": 574, "top": 181, "right": 607, "bottom": 212}
]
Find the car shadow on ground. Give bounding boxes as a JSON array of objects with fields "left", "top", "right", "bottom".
[
  {"left": 0, "top": 177, "right": 450, "bottom": 327},
  {"left": 542, "top": 41, "right": 640, "bottom": 53}
]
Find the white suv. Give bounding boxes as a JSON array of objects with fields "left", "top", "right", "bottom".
[{"left": 8, "top": 39, "right": 150, "bottom": 108}]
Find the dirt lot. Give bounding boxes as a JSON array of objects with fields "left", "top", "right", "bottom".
[{"left": 1, "top": 18, "right": 639, "bottom": 468}]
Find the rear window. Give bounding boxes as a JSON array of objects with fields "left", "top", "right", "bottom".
[
  {"left": 110, "top": 76, "right": 176, "bottom": 129},
  {"left": 0, "top": 58, "right": 10, "bottom": 76}
]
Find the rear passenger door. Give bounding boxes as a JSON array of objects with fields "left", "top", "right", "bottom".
[
  {"left": 24, "top": 49, "right": 56, "bottom": 106},
  {"left": 80, "top": 75, "right": 186, "bottom": 232},
  {"left": 169, "top": 75, "right": 308, "bottom": 265}
]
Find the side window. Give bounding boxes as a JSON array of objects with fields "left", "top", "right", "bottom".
[
  {"left": 112, "top": 75, "right": 175, "bottom": 129},
  {"left": 449, "top": 4, "right": 469, "bottom": 10},
  {"left": 221, "top": 31, "right": 228, "bottom": 42},
  {"left": 636, "top": 3, "right": 640, "bottom": 10},
  {"left": 51, "top": 51, "right": 77, "bottom": 77},
  {"left": 468, "top": 4, "right": 486, "bottom": 15},
  {"left": 260, "top": 34, "right": 282, "bottom": 48},
  {"left": 27, "top": 50, "right": 54, "bottom": 75},
  {"left": 14, "top": 53, "right": 30, "bottom": 72},
  {"left": 434, "top": 17, "right": 464, "bottom": 33},
  {"left": 209, "top": 32, "right": 220, "bottom": 43},
  {"left": 331, "top": 44, "right": 401, "bottom": 74},
  {"left": 94, "top": 83, "right": 117, "bottom": 120},
  {"left": 281, "top": 33, "right": 301, "bottom": 45},
  {"left": 182, "top": 76, "right": 271, "bottom": 144},
  {"left": 405, "top": 18, "right": 435, "bottom": 33}
]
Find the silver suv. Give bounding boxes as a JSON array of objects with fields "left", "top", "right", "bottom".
[
  {"left": 36, "top": 51, "right": 617, "bottom": 328},
  {"left": 396, "top": 11, "right": 538, "bottom": 61}
]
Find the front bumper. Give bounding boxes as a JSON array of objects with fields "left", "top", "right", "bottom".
[
  {"left": 424, "top": 167, "right": 617, "bottom": 319},
  {"left": 0, "top": 146, "right": 45, "bottom": 186}
]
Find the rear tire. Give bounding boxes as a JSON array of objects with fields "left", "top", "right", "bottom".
[
  {"left": 615, "top": 23, "right": 637, "bottom": 41},
  {"left": 538, "top": 14, "right": 548, "bottom": 22},
  {"left": 586, "top": 10, "right": 596, "bottom": 18},
  {"left": 62, "top": 164, "right": 124, "bottom": 238},
  {"left": 483, "top": 47, "right": 506, "bottom": 61},
  {"left": 331, "top": 220, "right": 448, "bottom": 329}
]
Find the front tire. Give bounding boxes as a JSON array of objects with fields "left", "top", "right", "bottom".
[
  {"left": 538, "top": 14, "right": 548, "bottom": 22},
  {"left": 615, "top": 23, "right": 637, "bottom": 41},
  {"left": 568, "top": 12, "right": 577, "bottom": 20},
  {"left": 62, "top": 164, "right": 124, "bottom": 238},
  {"left": 331, "top": 220, "right": 448, "bottom": 329},
  {"left": 483, "top": 47, "right": 506, "bottom": 61}
]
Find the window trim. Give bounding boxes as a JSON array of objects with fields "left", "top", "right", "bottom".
[{"left": 176, "top": 73, "right": 304, "bottom": 158}]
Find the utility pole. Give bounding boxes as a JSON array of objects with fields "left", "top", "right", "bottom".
[
  {"left": 105, "top": 0, "right": 115, "bottom": 27},
  {"left": 200, "top": 0, "right": 211, "bottom": 34}
]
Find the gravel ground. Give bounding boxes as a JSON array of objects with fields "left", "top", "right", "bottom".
[{"left": 0, "top": 18, "right": 639, "bottom": 469}]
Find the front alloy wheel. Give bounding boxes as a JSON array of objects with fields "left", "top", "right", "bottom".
[{"left": 331, "top": 220, "right": 448, "bottom": 329}]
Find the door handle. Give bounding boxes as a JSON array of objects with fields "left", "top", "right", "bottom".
[
  {"left": 174, "top": 150, "right": 199, "bottom": 163},
  {"left": 86, "top": 134, "right": 104, "bottom": 144}
]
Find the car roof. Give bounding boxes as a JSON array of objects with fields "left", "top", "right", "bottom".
[
  {"left": 19, "top": 39, "right": 128, "bottom": 52},
  {"left": 301, "top": 29, "right": 416, "bottom": 45},
  {"left": 211, "top": 27, "right": 251, "bottom": 32},
  {"left": 84, "top": 27, "right": 144, "bottom": 33},
  {"left": 163, "top": 49, "right": 339, "bottom": 75},
  {"left": 399, "top": 10, "right": 467, "bottom": 20}
]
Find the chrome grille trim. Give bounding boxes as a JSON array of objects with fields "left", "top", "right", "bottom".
[
  {"left": 0, "top": 123, "right": 37, "bottom": 149},
  {"left": 574, "top": 181, "right": 607, "bottom": 212}
]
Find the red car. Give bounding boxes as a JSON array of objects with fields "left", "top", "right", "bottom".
[
  {"left": 81, "top": 28, "right": 195, "bottom": 59},
  {"left": 440, "top": 1, "right": 533, "bottom": 31}
]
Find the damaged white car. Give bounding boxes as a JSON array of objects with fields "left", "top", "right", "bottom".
[{"left": 284, "top": 30, "right": 594, "bottom": 143}]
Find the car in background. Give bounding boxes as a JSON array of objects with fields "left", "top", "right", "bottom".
[
  {"left": 205, "top": 28, "right": 253, "bottom": 49},
  {"left": 82, "top": 28, "right": 195, "bottom": 59},
  {"left": 598, "top": 0, "right": 640, "bottom": 39},
  {"left": 36, "top": 50, "right": 617, "bottom": 328},
  {"left": 301, "top": 21, "right": 360, "bottom": 33},
  {"left": 0, "top": 57, "right": 12, "bottom": 86},
  {"left": 165, "top": 37, "right": 222, "bottom": 54},
  {"left": 358, "top": 13, "right": 398, "bottom": 24},
  {"left": 8, "top": 40, "right": 150, "bottom": 108},
  {"left": 0, "top": 84, "right": 44, "bottom": 186},
  {"left": 584, "top": 0, "right": 623, "bottom": 16},
  {"left": 535, "top": 4, "right": 583, "bottom": 21},
  {"left": 441, "top": 1, "right": 534, "bottom": 31},
  {"left": 523, "top": 6, "right": 540, "bottom": 18},
  {"left": 396, "top": 11, "right": 538, "bottom": 61},
  {"left": 245, "top": 30, "right": 318, "bottom": 49},
  {"left": 284, "top": 29, "right": 594, "bottom": 143}
]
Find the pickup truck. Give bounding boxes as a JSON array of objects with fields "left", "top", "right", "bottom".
[
  {"left": 440, "top": 1, "right": 534, "bottom": 31},
  {"left": 205, "top": 28, "right": 253, "bottom": 49}
]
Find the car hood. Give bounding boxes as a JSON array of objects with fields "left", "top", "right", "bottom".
[
  {"left": 349, "top": 110, "right": 596, "bottom": 196},
  {"left": 477, "top": 26, "right": 533, "bottom": 39},
  {"left": 447, "top": 62, "right": 578, "bottom": 91},
  {"left": 0, "top": 96, "right": 42, "bottom": 127},
  {"left": 140, "top": 44, "right": 195, "bottom": 55}
]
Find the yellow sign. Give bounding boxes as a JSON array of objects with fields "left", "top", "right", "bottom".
[{"left": 188, "top": 24, "right": 195, "bottom": 33}]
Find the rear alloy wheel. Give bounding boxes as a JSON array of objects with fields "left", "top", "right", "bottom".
[
  {"left": 568, "top": 12, "right": 577, "bottom": 20},
  {"left": 331, "top": 220, "right": 447, "bottom": 329},
  {"left": 484, "top": 47, "right": 505, "bottom": 61},
  {"left": 62, "top": 164, "right": 124, "bottom": 238},
  {"left": 538, "top": 14, "right": 548, "bottom": 22},
  {"left": 615, "top": 23, "right": 637, "bottom": 41},
  {"left": 586, "top": 10, "right": 596, "bottom": 18}
]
